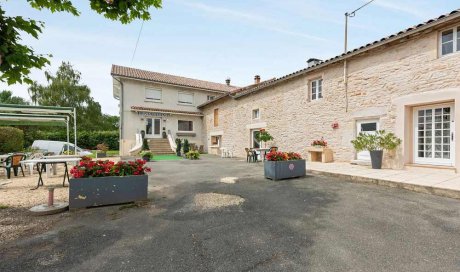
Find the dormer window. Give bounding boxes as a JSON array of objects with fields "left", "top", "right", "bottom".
[
  {"left": 440, "top": 26, "right": 460, "bottom": 56},
  {"left": 311, "top": 79, "right": 323, "bottom": 101}
]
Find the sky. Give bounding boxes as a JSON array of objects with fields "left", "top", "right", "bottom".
[{"left": 1, "top": 0, "right": 459, "bottom": 115}]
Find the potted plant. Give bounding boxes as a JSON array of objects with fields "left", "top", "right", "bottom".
[
  {"left": 69, "top": 158, "right": 151, "bottom": 209},
  {"left": 351, "top": 130, "right": 401, "bottom": 169},
  {"left": 185, "top": 150, "right": 200, "bottom": 160},
  {"left": 175, "top": 138, "right": 182, "bottom": 156},
  {"left": 311, "top": 138, "right": 327, "bottom": 148},
  {"left": 256, "top": 129, "right": 274, "bottom": 148},
  {"left": 183, "top": 139, "right": 190, "bottom": 155},
  {"left": 140, "top": 150, "right": 153, "bottom": 162},
  {"left": 96, "top": 143, "right": 108, "bottom": 158},
  {"left": 142, "top": 138, "right": 149, "bottom": 151},
  {"left": 264, "top": 151, "right": 306, "bottom": 180}
]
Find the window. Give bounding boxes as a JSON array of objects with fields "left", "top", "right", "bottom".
[
  {"left": 214, "top": 109, "right": 219, "bottom": 127},
  {"left": 311, "top": 79, "right": 323, "bottom": 101},
  {"left": 178, "top": 120, "right": 193, "bottom": 131},
  {"left": 207, "top": 95, "right": 215, "bottom": 101},
  {"left": 252, "top": 109, "right": 260, "bottom": 119},
  {"left": 178, "top": 92, "right": 194, "bottom": 105},
  {"left": 440, "top": 26, "right": 460, "bottom": 56},
  {"left": 145, "top": 88, "right": 162, "bottom": 102}
]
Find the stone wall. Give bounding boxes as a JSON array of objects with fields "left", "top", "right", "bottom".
[{"left": 202, "top": 25, "right": 460, "bottom": 168}]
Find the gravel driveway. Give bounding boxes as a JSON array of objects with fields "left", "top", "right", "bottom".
[{"left": 1, "top": 155, "right": 460, "bottom": 272}]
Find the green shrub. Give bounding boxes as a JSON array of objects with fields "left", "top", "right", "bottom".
[
  {"left": 175, "top": 138, "right": 182, "bottom": 156},
  {"left": 183, "top": 139, "right": 190, "bottom": 154},
  {"left": 142, "top": 138, "right": 149, "bottom": 150},
  {"left": 351, "top": 130, "right": 401, "bottom": 151},
  {"left": 185, "top": 150, "right": 200, "bottom": 160},
  {"left": 0, "top": 127, "right": 24, "bottom": 153},
  {"left": 23, "top": 130, "right": 119, "bottom": 150}
]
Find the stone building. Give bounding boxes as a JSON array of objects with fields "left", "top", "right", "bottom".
[
  {"left": 199, "top": 9, "right": 460, "bottom": 171},
  {"left": 113, "top": 9, "right": 460, "bottom": 171}
]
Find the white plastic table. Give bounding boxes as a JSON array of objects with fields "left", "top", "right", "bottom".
[{"left": 21, "top": 157, "right": 81, "bottom": 190}]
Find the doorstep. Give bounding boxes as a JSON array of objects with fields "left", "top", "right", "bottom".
[{"left": 307, "top": 162, "right": 460, "bottom": 200}]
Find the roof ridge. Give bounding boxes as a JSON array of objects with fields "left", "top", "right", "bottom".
[{"left": 111, "top": 64, "right": 239, "bottom": 92}]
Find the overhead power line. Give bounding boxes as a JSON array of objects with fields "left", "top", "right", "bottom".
[{"left": 130, "top": 20, "right": 145, "bottom": 66}]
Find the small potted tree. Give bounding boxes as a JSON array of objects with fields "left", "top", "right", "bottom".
[
  {"left": 96, "top": 143, "right": 108, "bottom": 158},
  {"left": 351, "top": 130, "right": 401, "bottom": 169},
  {"left": 183, "top": 139, "right": 190, "bottom": 155},
  {"left": 175, "top": 138, "right": 182, "bottom": 156},
  {"left": 264, "top": 151, "right": 306, "bottom": 181},
  {"left": 256, "top": 129, "right": 273, "bottom": 149}
]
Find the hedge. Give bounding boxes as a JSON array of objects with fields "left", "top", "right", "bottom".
[
  {"left": 0, "top": 127, "right": 24, "bottom": 153},
  {"left": 24, "top": 130, "right": 119, "bottom": 150}
]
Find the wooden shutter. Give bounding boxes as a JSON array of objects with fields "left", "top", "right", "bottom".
[{"left": 214, "top": 109, "right": 219, "bottom": 127}]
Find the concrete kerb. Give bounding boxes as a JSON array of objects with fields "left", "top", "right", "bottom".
[{"left": 308, "top": 170, "right": 460, "bottom": 200}]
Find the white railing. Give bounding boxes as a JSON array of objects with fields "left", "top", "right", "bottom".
[
  {"left": 167, "top": 130, "right": 176, "bottom": 152},
  {"left": 129, "top": 132, "right": 143, "bottom": 155}
]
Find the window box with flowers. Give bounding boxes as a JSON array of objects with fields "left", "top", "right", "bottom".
[
  {"left": 69, "top": 158, "right": 151, "bottom": 209},
  {"left": 307, "top": 138, "right": 333, "bottom": 163},
  {"left": 264, "top": 151, "right": 306, "bottom": 181}
]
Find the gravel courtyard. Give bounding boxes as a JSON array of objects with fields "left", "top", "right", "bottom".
[{"left": 1, "top": 155, "right": 460, "bottom": 271}]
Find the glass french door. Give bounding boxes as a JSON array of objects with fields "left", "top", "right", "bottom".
[
  {"left": 146, "top": 118, "right": 161, "bottom": 138},
  {"left": 414, "top": 104, "right": 455, "bottom": 166}
]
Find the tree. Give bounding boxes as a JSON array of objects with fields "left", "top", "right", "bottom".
[
  {"left": 0, "top": 0, "right": 162, "bottom": 85},
  {"left": 28, "top": 61, "right": 113, "bottom": 131},
  {"left": 0, "top": 90, "right": 29, "bottom": 105}
]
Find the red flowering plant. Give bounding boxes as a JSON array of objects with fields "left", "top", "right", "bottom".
[
  {"left": 70, "top": 159, "right": 151, "bottom": 178},
  {"left": 311, "top": 137, "right": 327, "bottom": 147},
  {"left": 265, "top": 151, "right": 303, "bottom": 161}
]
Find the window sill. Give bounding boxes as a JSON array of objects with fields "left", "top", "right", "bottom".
[
  {"left": 144, "top": 99, "right": 163, "bottom": 103},
  {"left": 438, "top": 50, "right": 460, "bottom": 59},
  {"left": 176, "top": 131, "right": 196, "bottom": 137},
  {"left": 177, "top": 103, "right": 195, "bottom": 107}
]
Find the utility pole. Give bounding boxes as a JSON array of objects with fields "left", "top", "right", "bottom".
[{"left": 343, "top": 0, "right": 376, "bottom": 112}]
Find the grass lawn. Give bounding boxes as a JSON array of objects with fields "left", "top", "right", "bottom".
[
  {"left": 152, "top": 154, "right": 182, "bottom": 161},
  {"left": 88, "top": 150, "right": 119, "bottom": 158}
]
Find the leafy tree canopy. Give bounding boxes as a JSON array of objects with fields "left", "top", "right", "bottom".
[
  {"left": 0, "top": 0, "right": 162, "bottom": 85},
  {"left": 0, "top": 90, "right": 29, "bottom": 104},
  {"left": 28, "top": 61, "right": 118, "bottom": 131}
]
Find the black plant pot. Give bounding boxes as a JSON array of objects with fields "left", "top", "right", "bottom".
[
  {"left": 176, "top": 151, "right": 181, "bottom": 157},
  {"left": 142, "top": 156, "right": 151, "bottom": 162},
  {"left": 370, "top": 150, "right": 383, "bottom": 169}
]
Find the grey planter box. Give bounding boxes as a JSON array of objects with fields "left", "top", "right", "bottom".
[
  {"left": 69, "top": 175, "right": 148, "bottom": 209},
  {"left": 264, "top": 160, "right": 306, "bottom": 181}
]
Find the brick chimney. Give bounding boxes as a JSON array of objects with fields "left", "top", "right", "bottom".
[
  {"left": 254, "top": 75, "right": 261, "bottom": 84},
  {"left": 225, "top": 78, "right": 231, "bottom": 86}
]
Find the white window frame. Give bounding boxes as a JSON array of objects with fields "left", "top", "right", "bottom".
[
  {"left": 310, "top": 79, "right": 323, "bottom": 101},
  {"left": 178, "top": 92, "right": 194, "bottom": 105},
  {"left": 439, "top": 26, "right": 460, "bottom": 57},
  {"left": 178, "top": 120, "right": 194, "bottom": 132},
  {"left": 145, "top": 88, "right": 162, "bottom": 102},
  {"left": 252, "top": 108, "right": 260, "bottom": 120},
  {"left": 207, "top": 95, "right": 215, "bottom": 101}
]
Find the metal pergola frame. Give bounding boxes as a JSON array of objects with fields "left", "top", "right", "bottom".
[{"left": 0, "top": 104, "right": 77, "bottom": 151}]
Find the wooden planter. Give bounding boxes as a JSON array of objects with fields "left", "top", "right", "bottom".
[
  {"left": 306, "top": 146, "right": 333, "bottom": 163},
  {"left": 264, "top": 160, "right": 306, "bottom": 181},
  {"left": 69, "top": 175, "right": 148, "bottom": 209}
]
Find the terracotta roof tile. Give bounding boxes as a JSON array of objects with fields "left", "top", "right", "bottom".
[
  {"left": 112, "top": 65, "right": 238, "bottom": 93},
  {"left": 130, "top": 106, "right": 203, "bottom": 116}
]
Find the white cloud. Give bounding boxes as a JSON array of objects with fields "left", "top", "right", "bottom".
[
  {"left": 371, "top": 0, "right": 431, "bottom": 19},
  {"left": 176, "top": 0, "right": 328, "bottom": 42}
]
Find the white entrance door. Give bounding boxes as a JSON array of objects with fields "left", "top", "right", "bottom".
[
  {"left": 414, "top": 104, "right": 455, "bottom": 166},
  {"left": 356, "top": 119, "right": 379, "bottom": 161},
  {"left": 146, "top": 118, "right": 161, "bottom": 138}
]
